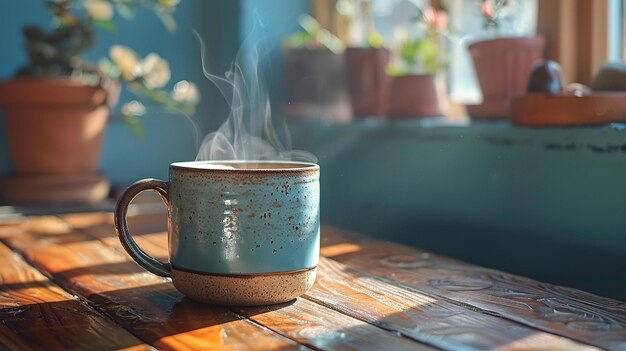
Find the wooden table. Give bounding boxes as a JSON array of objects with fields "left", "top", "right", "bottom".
[{"left": 0, "top": 209, "right": 625, "bottom": 351}]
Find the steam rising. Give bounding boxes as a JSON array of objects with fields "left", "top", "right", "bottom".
[{"left": 194, "top": 27, "right": 317, "bottom": 163}]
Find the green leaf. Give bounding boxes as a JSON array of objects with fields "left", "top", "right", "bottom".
[
  {"left": 123, "top": 113, "right": 144, "bottom": 139},
  {"left": 367, "top": 32, "right": 385, "bottom": 48},
  {"left": 316, "top": 29, "right": 344, "bottom": 54},
  {"left": 420, "top": 40, "right": 442, "bottom": 74},
  {"left": 156, "top": 11, "right": 177, "bottom": 32},
  {"left": 325, "top": 35, "right": 345, "bottom": 54},
  {"left": 386, "top": 66, "right": 409, "bottom": 77},
  {"left": 156, "top": 92, "right": 169, "bottom": 102},
  {"left": 113, "top": 2, "right": 135, "bottom": 20},
  {"left": 298, "top": 14, "right": 322, "bottom": 36},
  {"left": 400, "top": 40, "right": 419, "bottom": 66},
  {"left": 93, "top": 19, "right": 117, "bottom": 32},
  {"left": 284, "top": 31, "right": 312, "bottom": 48},
  {"left": 98, "top": 57, "right": 120, "bottom": 78}
]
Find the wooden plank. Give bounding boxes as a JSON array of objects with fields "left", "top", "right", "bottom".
[
  {"left": 0, "top": 216, "right": 304, "bottom": 351},
  {"left": 237, "top": 298, "right": 437, "bottom": 351},
  {"left": 63, "top": 212, "right": 599, "bottom": 351},
  {"left": 0, "top": 241, "right": 152, "bottom": 351},
  {"left": 0, "top": 325, "right": 37, "bottom": 351},
  {"left": 319, "top": 226, "right": 626, "bottom": 351},
  {"left": 0, "top": 216, "right": 438, "bottom": 351},
  {"left": 308, "top": 257, "right": 598, "bottom": 351}
]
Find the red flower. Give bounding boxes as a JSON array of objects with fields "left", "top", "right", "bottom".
[
  {"left": 422, "top": 6, "right": 448, "bottom": 31},
  {"left": 481, "top": 0, "right": 496, "bottom": 20}
]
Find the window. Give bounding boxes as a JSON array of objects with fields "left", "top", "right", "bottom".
[
  {"left": 608, "top": 0, "right": 624, "bottom": 62},
  {"left": 317, "top": 0, "right": 538, "bottom": 104}
]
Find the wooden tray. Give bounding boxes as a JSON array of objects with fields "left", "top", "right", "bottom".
[{"left": 511, "top": 93, "right": 626, "bottom": 126}]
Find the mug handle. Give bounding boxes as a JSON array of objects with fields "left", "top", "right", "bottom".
[{"left": 114, "top": 179, "right": 172, "bottom": 277}]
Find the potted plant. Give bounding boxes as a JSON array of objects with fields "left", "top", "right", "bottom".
[
  {"left": 342, "top": 0, "right": 390, "bottom": 117},
  {"left": 282, "top": 14, "right": 350, "bottom": 122},
  {"left": 466, "top": 0, "right": 545, "bottom": 119},
  {"left": 387, "top": 6, "right": 448, "bottom": 118},
  {"left": 0, "top": 0, "right": 199, "bottom": 204}
]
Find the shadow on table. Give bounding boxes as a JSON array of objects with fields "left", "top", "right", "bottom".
[{"left": 0, "top": 292, "right": 148, "bottom": 350}]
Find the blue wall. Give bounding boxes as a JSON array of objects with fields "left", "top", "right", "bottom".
[
  {"left": 240, "top": 0, "right": 310, "bottom": 107},
  {"left": 0, "top": 0, "right": 308, "bottom": 185}
]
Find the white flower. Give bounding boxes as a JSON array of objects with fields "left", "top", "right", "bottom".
[
  {"left": 137, "top": 53, "right": 171, "bottom": 89},
  {"left": 85, "top": 0, "right": 114, "bottom": 21},
  {"left": 171, "top": 80, "right": 199, "bottom": 104},
  {"left": 122, "top": 100, "right": 146, "bottom": 117},
  {"left": 109, "top": 45, "right": 139, "bottom": 80}
]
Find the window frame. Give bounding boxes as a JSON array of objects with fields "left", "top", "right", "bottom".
[{"left": 537, "top": 0, "right": 611, "bottom": 85}]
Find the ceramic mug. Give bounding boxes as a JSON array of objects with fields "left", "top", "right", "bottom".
[{"left": 114, "top": 161, "right": 320, "bottom": 305}]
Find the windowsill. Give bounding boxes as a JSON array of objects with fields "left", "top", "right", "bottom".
[
  {"left": 287, "top": 117, "right": 626, "bottom": 299},
  {"left": 288, "top": 114, "right": 626, "bottom": 132}
]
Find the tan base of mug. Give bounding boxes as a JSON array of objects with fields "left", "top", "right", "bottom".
[{"left": 171, "top": 266, "right": 317, "bottom": 306}]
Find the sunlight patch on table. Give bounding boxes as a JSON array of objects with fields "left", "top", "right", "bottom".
[
  {"left": 494, "top": 332, "right": 601, "bottom": 351},
  {"left": 320, "top": 243, "right": 361, "bottom": 257}
]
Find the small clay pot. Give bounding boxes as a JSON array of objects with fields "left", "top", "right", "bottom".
[
  {"left": 0, "top": 78, "right": 115, "bottom": 175},
  {"left": 283, "top": 48, "right": 345, "bottom": 104},
  {"left": 344, "top": 47, "right": 390, "bottom": 117},
  {"left": 467, "top": 36, "right": 545, "bottom": 119},
  {"left": 387, "top": 74, "right": 446, "bottom": 118},
  {"left": 0, "top": 77, "right": 117, "bottom": 203}
]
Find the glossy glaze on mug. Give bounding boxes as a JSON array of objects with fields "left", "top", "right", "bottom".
[{"left": 168, "top": 161, "right": 320, "bottom": 275}]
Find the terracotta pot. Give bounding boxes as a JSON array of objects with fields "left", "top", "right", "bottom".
[
  {"left": 467, "top": 36, "right": 545, "bottom": 119},
  {"left": 283, "top": 48, "right": 346, "bottom": 104},
  {"left": 344, "top": 47, "right": 390, "bottom": 117},
  {"left": 0, "top": 78, "right": 117, "bottom": 203},
  {"left": 387, "top": 74, "right": 447, "bottom": 118},
  {"left": 0, "top": 78, "right": 115, "bottom": 175}
]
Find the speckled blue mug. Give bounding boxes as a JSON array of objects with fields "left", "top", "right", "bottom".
[{"left": 115, "top": 161, "right": 320, "bottom": 305}]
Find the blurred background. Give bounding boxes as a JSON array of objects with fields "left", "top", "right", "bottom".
[{"left": 1, "top": 0, "right": 626, "bottom": 300}]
